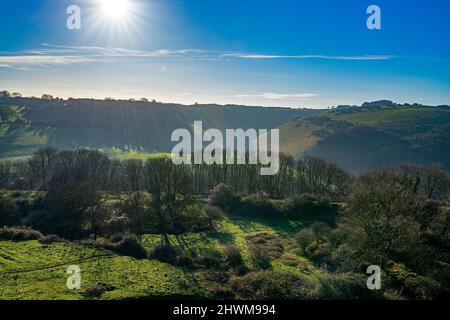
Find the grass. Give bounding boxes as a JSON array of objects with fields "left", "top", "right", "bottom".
[
  {"left": 0, "top": 212, "right": 320, "bottom": 300},
  {"left": 0, "top": 106, "right": 48, "bottom": 155},
  {"left": 279, "top": 120, "right": 320, "bottom": 156},
  {"left": 0, "top": 240, "right": 205, "bottom": 300},
  {"left": 330, "top": 106, "right": 450, "bottom": 126}
]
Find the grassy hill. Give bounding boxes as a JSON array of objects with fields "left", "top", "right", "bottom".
[
  {"left": 3, "top": 97, "right": 449, "bottom": 174},
  {"left": 280, "top": 105, "right": 450, "bottom": 173},
  {"left": 0, "top": 213, "right": 317, "bottom": 300},
  {"left": 0, "top": 97, "right": 314, "bottom": 159}
]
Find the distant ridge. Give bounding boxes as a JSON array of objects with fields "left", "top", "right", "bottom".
[
  {"left": 0, "top": 95, "right": 315, "bottom": 159},
  {"left": 280, "top": 101, "right": 450, "bottom": 173}
]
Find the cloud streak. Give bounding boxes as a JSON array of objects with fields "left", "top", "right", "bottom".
[
  {"left": 223, "top": 53, "right": 394, "bottom": 60},
  {"left": 0, "top": 44, "right": 394, "bottom": 68},
  {"left": 0, "top": 55, "right": 94, "bottom": 66},
  {"left": 236, "top": 92, "right": 319, "bottom": 100}
]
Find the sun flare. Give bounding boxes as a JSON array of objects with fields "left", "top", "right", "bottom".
[{"left": 100, "top": 0, "right": 130, "bottom": 19}]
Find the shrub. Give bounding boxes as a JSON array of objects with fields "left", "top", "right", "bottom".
[
  {"left": 317, "top": 272, "right": 372, "bottom": 300},
  {"left": 0, "top": 226, "right": 42, "bottom": 241},
  {"left": 284, "top": 194, "right": 337, "bottom": 223},
  {"left": 209, "top": 184, "right": 240, "bottom": 210},
  {"left": 235, "top": 194, "right": 280, "bottom": 218},
  {"left": 148, "top": 244, "right": 183, "bottom": 265},
  {"left": 230, "top": 270, "right": 316, "bottom": 300},
  {"left": 224, "top": 245, "right": 244, "bottom": 268},
  {"left": 247, "top": 233, "right": 284, "bottom": 259},
  {"left": 204, "top": 205, "right": 223, "bottom": 231},
  {"left": 295, "top": 222, "right": 335, "bottom": 266},
  {"left": 174, "top": 250, "right": 194, "bottom": 268},
  {"left": 296, "top": 228, "right": 315, "bottom": 254},
  {"left": 107, "top": 233, "right": 147, "bottom": 259},
  {"left": 203, "top": 271, "right": 231, "bottom": 284},
  {"left": 193, "top": 249, "right": 227, "bottom": 270},
  {"left": 251, "top": 247, "right": 272, "bottom": 270},
  {"left": 81, "top": 233, "right": 147, "bottom": 259},
  {"left": 0, "top": 196, "right": 20, "bottom": 226},
  {"left": 83, "top": 283, "right": 115, "bottom": 298},
  {"left": 38, "top": 234, "right": 64, "bottom": 244},
  {"left": 210, "top": 284, "right": 235, "bottom": 299},
  {"left": 403, "top": 275, "right": 442, "bottom": 300}
]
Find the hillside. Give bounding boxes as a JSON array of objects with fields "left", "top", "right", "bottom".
[
  {"left": 2, "top": 97, "right": 450, "bottom": 174},
  {"left": 0, "top": 97, "right": 314, "bottom": 159},
  {"left": 280, "top": 104, "right": 450, "bottom": 173},
  {"left": 0, "top": 213, "right": 316, "bottom": 300}
]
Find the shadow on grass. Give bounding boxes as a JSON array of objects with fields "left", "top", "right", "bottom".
[{"left": 226, "top": 214, "right": 304, "bottom": 236}]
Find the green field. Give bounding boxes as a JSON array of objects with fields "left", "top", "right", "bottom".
[{"left": 0, "top": 214, "right": 317, "bottom": 300}]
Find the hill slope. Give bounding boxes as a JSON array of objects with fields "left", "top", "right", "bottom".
[
  {"left": 0, "top": 97, "right": 314, "bottom": 159},
  {"left": 280, "top": 105, "right": 450, "bottom": 173},
  {"left": 0, "top": 213, "right": 316, "bottom": 300}
]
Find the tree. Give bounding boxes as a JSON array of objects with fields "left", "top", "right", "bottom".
[
  {"left": 340, "top": 167, "right": 436, "bottom": 269},
  {"left": 123, "top": 159, "right": 145, "bottom": 239},
  {"left": 28, "top": 147, "right": 58, "bottom": 190},
  {"left": 422, "top": 164, "right": 450, "bottom": 200},
  {"left": 41, "top": 94, "right": 54, "bottom": 100},
  {"left": 43, "top": 150, "right": 111, "bottom": 239},
  {"left": 0, "top": 90, "right": 11, "bottom": 98},
  {"left": 144, "top": 157, "right": 193, "bottom": 246},
  {"left": 0, "top": 161, "right": 11, "bottom": 188}
]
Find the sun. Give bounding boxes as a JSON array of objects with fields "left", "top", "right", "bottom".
[{"left": 99, "top": 0, "right": 130, "bottom": 19}]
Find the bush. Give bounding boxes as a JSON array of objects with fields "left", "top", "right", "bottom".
[
  {"left": 235, "top": 194, "right": 279, "bottom": 218},
  {"left": 0, "top": 196, "right": 20, "bottom": 226},
  {"left": 83, "top": 283, "right": 115, "bottom": 298},
  {"left": 403, "top": 275, "right": 442, "bottom": 300},
  {"left": 148, "top": 244, "right": 183, "bottom": 265},
  {"left": 107, "top": 233, "right": 147, "bottom": 259},
  {"left": 81, "top": 233, "right": 147, "bottom": 259},
  {"left": 230, "top": 270, "right": 316, "bottom": 300},
  {"left": 317, "top": 272, "right": 372, "bottom": 300},
  {"left": 224, "top": 245, "right": 245, "bottom": 268},
  {"left": 205, "top": 205, "right": 223, "bottom": 231},
  {"left": 284, "top": 194, "right": 337, "bottom": 223},
  {"left": 296, "top": 228, "right": 315, "bottom": 254},
  {"left": 251, "top": 247, "right": 272, "bottom": 270},
  {"left": 247, "top": 233, "right": 284, "bottom": 259},
  {"left": 0, "top": 226, "right": 42, "bottom": 241},
  {"left": 209, "top": 184, "right": 240, "bottom": 210},
  {"left": 223, "top": 245, "right": 248, "bottom": 274},
  {"left": 210, "top": 284, "right": 235, "bottom": 299},
  {"left": 193, "top": 249, "right": 228, "bottom": 270},
  {"left": 38, "top": 234, "right": 64, "bottom": 244}
]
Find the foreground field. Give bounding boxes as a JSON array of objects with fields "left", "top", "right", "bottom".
[{"left": 0, "top": 214, "right": 316, "bottom": 300}]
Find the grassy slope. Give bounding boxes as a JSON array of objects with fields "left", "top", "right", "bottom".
[
  {"left": 0, "top": 214, "right": 317, "bottom": 300},
  {"left": 330, "top": 107, "right": 450, "bottom": 126},
  {"left": 0, "top": 100, "right": 310, "bottom": 159},
  {"left": 0, "top": 240, "right": 205, "bottom": 300},
  {"left": 279, "top": 120, "right": 320, "bottom": 156},
  {"left": 0, "top": 106, "right": 47, "bottom": 159},
  {"left": 279, "top": 106, "right": 450, "bottom": 172}
]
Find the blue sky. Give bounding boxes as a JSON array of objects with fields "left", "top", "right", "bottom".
[{"left": 0, "top": 0, "right": 449, "bottom": 108}]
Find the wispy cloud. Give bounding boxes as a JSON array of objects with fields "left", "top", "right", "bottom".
[
  {"left": 0, "top": 55, "right": 94, "bottom": 66},
  {"left": 223, "top": 53, "right": 394, "bottom": 60},
  {"left": 0, "top": 43, "right": 394, "bottom": 69},
  {"left": 236, "top": 92, "right": 319, "bottom": 100}
]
